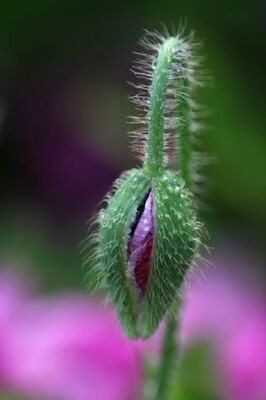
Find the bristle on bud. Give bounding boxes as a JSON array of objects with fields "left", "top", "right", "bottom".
[{"left": 128, "top": 29, "right": 210, "bottom": 195}]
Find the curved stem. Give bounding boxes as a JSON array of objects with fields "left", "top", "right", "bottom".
[{"left": 144, "top": 37, "right": 182, "bottom": 176}]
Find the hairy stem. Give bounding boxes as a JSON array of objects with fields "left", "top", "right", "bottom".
[
  {"left": 177, "top": 75, "right": 193, "bottom": 189},
  {"left": 152, "top": 39, "right": 193, "bottom": 400},
  {"left": 144, "top": 37, "right": 182, "bottom": 176},
  {"left": 142, "top": 35, "right": 198, "bottom": 399}
]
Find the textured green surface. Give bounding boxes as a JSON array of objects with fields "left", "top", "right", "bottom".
[
  {"left": 89, "top": 169, "right": 201, "bottom": 338},
  {"left": 98, "top": 169, "right": 150, "bottom": 337},
  {"left": 144, "top": 37, "right": 182, "bottom": 175},
  {"left": 138, "top": 171, "right": 201, "bottom": 337},
  {"left": 84, "top": 33, "right": 203, "bottom": 338},
  {"left": 177, "top": 76, "right": 194, "bottom": 189}
]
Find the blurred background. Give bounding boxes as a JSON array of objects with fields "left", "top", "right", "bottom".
[{"left": 0, "top": 1, "right": 265, "bottom": 399}]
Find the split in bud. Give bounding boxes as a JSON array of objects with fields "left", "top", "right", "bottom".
[
  {"left": 85, "top": 169, "right": 202, "bottom": 338},
  {"left": 83, "top": 30, "right": 206, "bottom": 339},
  {"left": 128, "top": 191, "right": 154, "bottom": 294}
]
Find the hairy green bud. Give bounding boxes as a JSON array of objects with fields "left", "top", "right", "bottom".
[
  {"left": 99, "top": 169, "right": 200, "bottom": 338},
  {"left": 83, "top": 29, "right": 206, "bottom": 338}
]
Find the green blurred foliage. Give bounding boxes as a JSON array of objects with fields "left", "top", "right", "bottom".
[
  {"left": 144, "top": 344, "right": 219, "bottom": 400},
  {"left": 168, "top": 345, "right": 219, "bottom": 400},
  {"left": 0, "top": 204, "right": 84, "bottom": 290},
  {"left": 0, "top": 1, "right": 265, "bottom": 279},
  {"left": 0, "top": 395, "right": 25, "bottom": 400}
]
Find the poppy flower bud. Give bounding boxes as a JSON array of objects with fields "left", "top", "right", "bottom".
[
  {"left": 83, "top": 31, "right": 206, "bottom": 338},
  {"left": 96, "top": 169, "right": 200, "bottom": 338}
]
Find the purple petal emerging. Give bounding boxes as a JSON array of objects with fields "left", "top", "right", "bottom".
[{"left": 128, "top": 192, "right": 154, "bottom": 293}]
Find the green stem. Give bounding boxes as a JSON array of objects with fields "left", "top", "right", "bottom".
[
  {"left": 152, "top": 40, "right": 193, "bottom": 400},
  {"left": 144, "top": 37, "right": 182, "bottom": 176},
  {"left": 154, "top": 317, "right": 177, "bottom": 400},
  {"left": 154, "top": 300, "right": 181, "bottom": 400},
  {"left": 177, "top": 77, "right": 193, "bottom": 189},
  {"left": 143, "top": 36, "right": 195, "bottom": 399}
]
